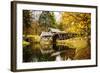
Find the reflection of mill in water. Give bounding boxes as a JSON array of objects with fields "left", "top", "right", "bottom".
[{"left": 51, "top": 33, "right": 76, "bottom": 61}]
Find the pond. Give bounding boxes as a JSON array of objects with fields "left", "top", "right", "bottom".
[{"left": 23, "top": 41, "right": 76, "bottom": 62}]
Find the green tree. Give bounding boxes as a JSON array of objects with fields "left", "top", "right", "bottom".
[{"left": 39, "top": 11, "right": 57, "bottom": 30}]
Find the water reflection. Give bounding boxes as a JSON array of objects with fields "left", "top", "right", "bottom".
[
  {"left": 23, "top": 41, "right": 75, "bottom": 62},
  {"left": 52, "top": 44, "right": 75, "bottom": 60}
]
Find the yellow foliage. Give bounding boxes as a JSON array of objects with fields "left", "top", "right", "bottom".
[
  {"left": 60, "top": 12, "right": 91, "bottom": 34},
  {"left": 23, "top": 35, "right": 40, "bottom": 43},
  {"left": 26, "top": 35, "right": 40, "bottom": 42},
  {"left": 23, "top": 40, "right": 30, "bottom": 47}
]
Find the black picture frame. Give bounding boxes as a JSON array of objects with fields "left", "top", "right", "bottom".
[{"left": 11, "top": 1, "right": 98, "bottom": 72}]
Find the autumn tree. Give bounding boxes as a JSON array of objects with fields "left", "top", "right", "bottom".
[
  {"left": 23, "top": 10, "right": 33, "bottom": 35},
  {"left": 60, "top": 12, "right": 91, "bottom": 36}
]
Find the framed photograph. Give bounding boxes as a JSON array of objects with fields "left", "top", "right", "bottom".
[{"left": 11, "top": 1, "right": 98, "bottom": 72}]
